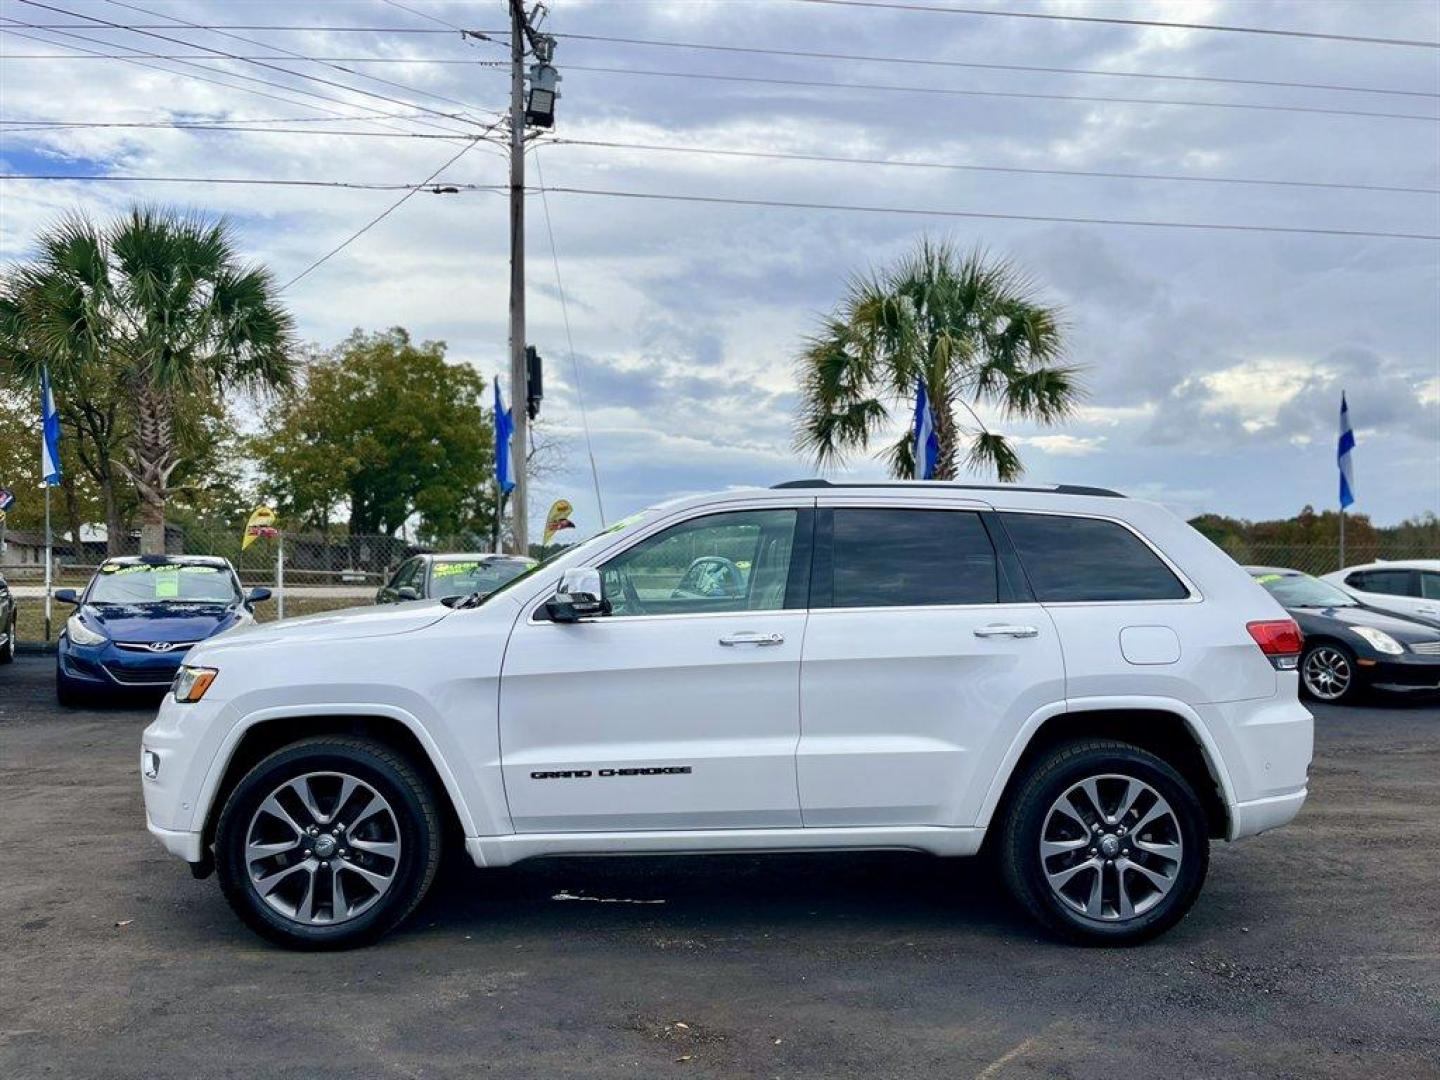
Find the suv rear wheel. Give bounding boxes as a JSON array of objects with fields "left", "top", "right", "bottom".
[
  {"left": 999, "top": 739, "right": 1209, "bottom": 944},
  {"left": 215, "top": 736, "right": 442, "bottom": 950}
]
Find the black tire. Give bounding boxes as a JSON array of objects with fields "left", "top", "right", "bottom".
[
  {"left": 999, "top": 739, "right": 1210, "bottom": 945},
  {"left": 0, "top": 611, "right": 15, "bottom": 664},
  {"left": 215, "top": 736, "right": 442, "bottom": 950},
  {"left": 1299, "top": 641, "right": 1360, "bottom": 704}
]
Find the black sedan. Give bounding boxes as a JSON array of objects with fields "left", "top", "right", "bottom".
[{"left": 1248, "top": 567, "right": 1440, "bottom": 702}]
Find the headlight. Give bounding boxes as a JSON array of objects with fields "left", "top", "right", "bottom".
[
  {"left": 1349, "top": 626, "right": 1404, "bottom": 656},
  {"left": 172, "top": 665, "right": 218, "bottom": 703},
  {"left": 65, "top": 614, "right": 107, "bottom": 646}
]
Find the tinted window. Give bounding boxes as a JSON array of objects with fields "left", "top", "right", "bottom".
[
  {"left": 602, "top": 509, "right": 799, "bottom": 616},
  {"left": 1422, "top": 572, "right": 1440, "bottom": 601},
  {"left": 1354, "top": 569, "right": 1416, "bottom": 597},
  {"left": 1001, "top": 514, "right": 1189, "bottom": 602},
  {"left": 831, "top": 509, "right": 997, "bottom": 608}
]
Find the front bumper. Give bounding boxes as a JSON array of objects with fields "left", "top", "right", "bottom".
[
  {"left": 61, "top": 637, "right": 186, "bottom": 689},
  {"left": 147, "top": 819, "right": 205, "bottom": 862},
  {"left": 1357, "top": 653, "right": 1440, "bottom": 693}
]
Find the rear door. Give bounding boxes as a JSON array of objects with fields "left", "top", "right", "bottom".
[
  {"left": 499, "top": 503, "right": 814, "bottom": 833},
  {"left": 797, "top": 499, "right": 1065, "bottom": 828},
  {"left": 1346, "top": 568, "right": 1435, "bottom": 621}
]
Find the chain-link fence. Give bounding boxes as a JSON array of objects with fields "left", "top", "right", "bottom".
[{"left": 1209, "top": 541, "right": 1438, "bottom": 577}]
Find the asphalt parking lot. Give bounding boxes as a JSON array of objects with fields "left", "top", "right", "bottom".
[{"left": 1, "top": 655, "right": 1436, "bottom": 1080}]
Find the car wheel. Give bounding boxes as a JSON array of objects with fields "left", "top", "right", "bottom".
[
  {"left": 0, "top": 611, "right": 15, "bottom": 664},
  {"left": 1300, "top": 643, "right": 1358, "bottom": 703},
  {"left": 999, "top": 739, "right": 1210, "bottom": 945},
  {"left": 215, "top": 736, "right": 442, "bottom": 950}
]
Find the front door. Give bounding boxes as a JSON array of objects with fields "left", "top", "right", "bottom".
[
  {"left": 798, "top": 503, "right": 1065, "bottom": 827},
  {"left": 499, "top": 505, "right": 813, "bottom": 833}
]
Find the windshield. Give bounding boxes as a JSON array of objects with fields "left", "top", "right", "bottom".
[
  {"left": 88, "top": 563, "right": 240, "bottom": 605},
  {"left": 429, "top": 558, "right": 534, "bottom": 599},
  {"left": 463, "top": 509, "right": 659, "bottom": 607},
  {"left": 1253, "top": 572, "right": 1357, "bottom": 608}
]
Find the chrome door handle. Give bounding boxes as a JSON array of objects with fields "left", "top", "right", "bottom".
[
  {"left": 973, "top": 624, "right": 1039, "bottom": 639},
  {"left": 719, "top": 631, "right": 784, "bottom": 647}
]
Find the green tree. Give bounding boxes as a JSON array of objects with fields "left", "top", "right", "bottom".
[
  {"left": 255, "top": 329, "right": 495, "bottom": 539},
  {"left": 0, "top": 207, "right": 295, "bottom": 553},
  {"left": 795, "top": 239, "right": 1081, "bottom": 480}
]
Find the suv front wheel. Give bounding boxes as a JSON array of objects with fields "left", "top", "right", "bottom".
[
  {"left": 999, "top": 739, "right": 1209, "bottom": 945},
  {"left": 215, "top": 736, "right": 442, "bottom": 950}
]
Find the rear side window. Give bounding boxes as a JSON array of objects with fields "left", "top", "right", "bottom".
[
  {"left": 1000, "top": 513, "right": 1189, "bottom": 603},
  {"left": 831, "top": 509, "right": 997, "bottom": 608}
]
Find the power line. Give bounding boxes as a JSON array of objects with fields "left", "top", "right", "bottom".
[
  {"left": 548, "top": 31, "right": 1438, "bottom": 100},
  {"left": 15, "top": 23, "right": 494, "bottom": 33},
  {"left": 104, "top": 0, "right": 503, "bottom": 122},
  {"left": 0, "top": 21, "right": 476, "bottom": 136},
  {"left": 0, "top": 51, "right": 508, "bottom": 66},
  {"left": 0, "top": 172, "right": 505, "bottom": 191},
  {"left": 565, "top": 64, "right": 1440, "bottom": 123},
  {"left": 0, "top": 113, "right": 461, "bottom": 126},
  {"left": 791, "top": 0, "right": 1440, "bottom": 50},
  {"left": 2, "top": 119, "right": 501, "bottom": 143},
  {"left": 380, "top": 0, "right": 506, "bottom": 47},
  {"left": 533, "top": 150, "right": 606, "bottom": 528},
  {"left": 13, "top": 2, "right": 493, "bottom": 135},
  {"left": 282, "top": 132, "right": 497, "bottom": 290},
  {"left": 545, "top": 137, "right": 1440, "bottom": 197},
  {"left": 537, "top": 184, "right": 1440, "bottom": 242}
]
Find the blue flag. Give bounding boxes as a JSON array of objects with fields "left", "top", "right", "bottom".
[
  {"left": 40, "top": 365, "right": 61, "bottom": 487},
  {"left": 1337, "top": 392, "right": 1355, "bottom": 510},
  {"left": 912, "top": 376, "right": 939, "bottom": 480},
  {"left": 494, "top": 379, "right": 515, "bottom": 496}
]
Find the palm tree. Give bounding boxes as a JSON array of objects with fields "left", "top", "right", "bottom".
[
  {"left": 1, "top": 207, "right": 294, "bottom": 553},
  {"left": 795, "top": 239, "right": 1081, "bottom": 481}
]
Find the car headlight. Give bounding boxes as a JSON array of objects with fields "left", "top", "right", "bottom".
[
  {"left": 1349, "top": 626, "right": 1404, "bottom": 656},
  {"left": 171, "top": 665, "right": 219, "bottom": 703},
  {"left": 65, "top": 614, "right": 107, "bottom": 646}
]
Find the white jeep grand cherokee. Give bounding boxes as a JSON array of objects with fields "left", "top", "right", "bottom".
[{"left": 142, "top": 481, "right": 1312, "bottom": 948}]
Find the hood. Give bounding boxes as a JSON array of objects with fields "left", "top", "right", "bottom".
[
  {"left": 211, "top": 599, "right": 451, "bottom": 648},
  {"left": 1290, "top": 603, "right": 1440, "bottom": 644},
  {"left": 84, "top": 602, "right": 239, "bottom": 644}
]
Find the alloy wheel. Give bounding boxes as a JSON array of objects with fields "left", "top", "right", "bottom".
[
  {"left": 244, "top": 771, "right": 402, "bottom": 926},
  {"left": 1302, "top": 646, "right": 1352, "bottom": 701},
  {"left": 1039, "top": 773, "right": 1183, "bottom": 922}
]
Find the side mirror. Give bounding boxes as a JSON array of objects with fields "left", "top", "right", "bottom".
[
  {"left": 545, "top": 567, "right": 609, "bottom": 623},
  {"left": 54, "top": 588, "right": 79, "bottom": 605},
  {"left": 396, "top": 586, "right": 420, "bottom": 602},
  {"left": 246, "top": 587, "right": 272, "bottom": 604}
]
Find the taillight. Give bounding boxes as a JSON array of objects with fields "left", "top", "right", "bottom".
[{"left": 1247, "top": 619, "right": 1303, "bottom": 670}]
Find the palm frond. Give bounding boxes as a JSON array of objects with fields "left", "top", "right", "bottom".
[{"left": 965, "top": 431, "right": 1025, "bottom": 481}]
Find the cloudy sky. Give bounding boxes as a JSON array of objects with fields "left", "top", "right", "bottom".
[{"left": 2, "top": 0, "right": 1437, "bottom": 533}]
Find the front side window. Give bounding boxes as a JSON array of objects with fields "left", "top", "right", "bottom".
[
  {"left": 1422, "top": 572, "right": 1440, "bottom": 600},
  {"left": 601, "top": 509, "right": 799, "bottom": 617},
  {"left": 1354, "top": 569, "right": 1416, "bottom": 597},
  {"left": 1001, "top": 513, "right": 1189, "bottom": 603},
  {"left": 831, "top": 509, "right": 997, "bottom": 608}
]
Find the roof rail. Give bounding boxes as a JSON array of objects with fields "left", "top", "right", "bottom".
[{"left": 771, "top": 479, "right": 1125, "bottom": 498}]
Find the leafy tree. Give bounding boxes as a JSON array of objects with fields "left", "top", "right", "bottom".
[
  {"left": 255, "top": 329, "right": 495, "bottom": 539},
  {"left": 795, "top": 239, "right": 1081, "bottom": 480},
  {"left": 0, "top": 386, "right": 106, "bottom": 541},
  {"left": 0, "top": 207, "right": 295, "bottom": 553}
]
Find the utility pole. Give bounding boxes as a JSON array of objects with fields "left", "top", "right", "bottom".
[{"left": 507, "top": 0, "right": 530, "bottom": 555}]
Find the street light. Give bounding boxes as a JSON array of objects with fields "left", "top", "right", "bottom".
[{"left": 525, "top": 61, "right": 561, "bottom": 128}]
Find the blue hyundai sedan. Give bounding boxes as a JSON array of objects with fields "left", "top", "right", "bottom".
[{"left": 55, "top": 555, "right": 270, "bottom": 705}]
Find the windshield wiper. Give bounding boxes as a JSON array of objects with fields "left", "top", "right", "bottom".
[{"left": 441, "top": 591, "right": 488, "bottom": 609}]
